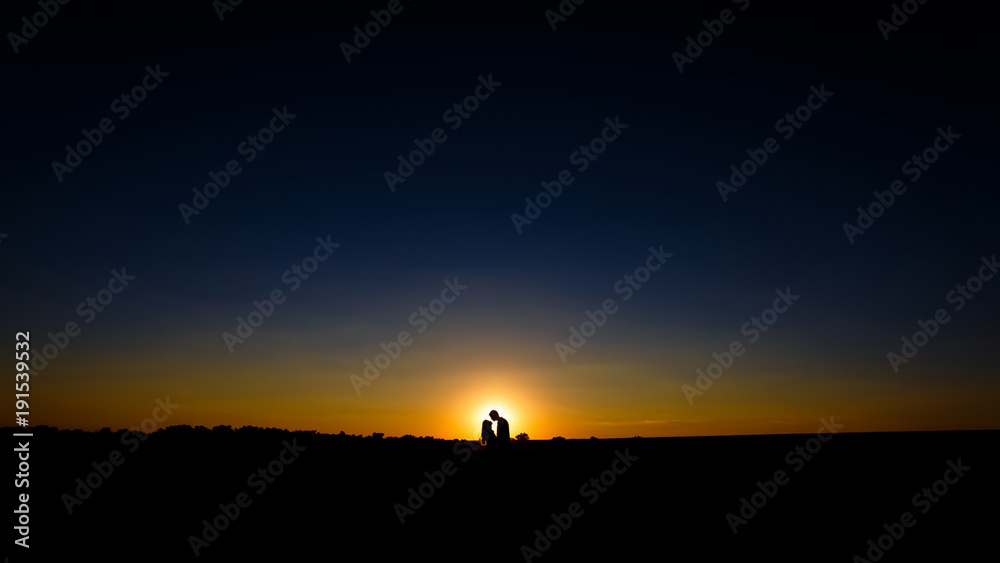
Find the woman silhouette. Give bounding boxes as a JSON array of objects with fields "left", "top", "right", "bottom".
[{"left": 480, "top": 419, "right": 496, "bottom": 455}]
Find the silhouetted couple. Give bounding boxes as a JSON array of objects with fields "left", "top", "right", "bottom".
[{"left": 480, "top": 410, "right": 511, "bottom": 459}]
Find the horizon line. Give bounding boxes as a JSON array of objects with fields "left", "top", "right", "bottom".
[{"left": 9, "top": 425, "right": 999, "bottom": 440}]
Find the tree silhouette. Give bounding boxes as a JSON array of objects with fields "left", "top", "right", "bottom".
[{"left": 515, "top": 432, "right": 529, "bottom": 441}]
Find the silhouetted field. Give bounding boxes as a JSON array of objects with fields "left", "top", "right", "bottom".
[{"left": 13, "top": 427, "right": 998, "bottom": 562}]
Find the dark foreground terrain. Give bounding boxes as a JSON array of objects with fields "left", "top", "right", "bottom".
[{"left": 8, "top": 427, "right": 998, "bottom": 562}]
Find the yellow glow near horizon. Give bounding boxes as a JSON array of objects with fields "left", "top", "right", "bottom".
[
  {"left": 469, "top": 401, "right": 518, "bottom": 440},
  {"left": 30, "top": 348, "right": 1000, "bottom": 439},
  {"left": 446, "top": 370, "right": 539, "bottom": 440}
]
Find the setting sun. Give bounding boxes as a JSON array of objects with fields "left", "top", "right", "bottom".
[{"left": 448, "top": 372, "right": 539, "bottom": 440}]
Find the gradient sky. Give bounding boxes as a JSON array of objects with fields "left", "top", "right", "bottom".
[{"left": 3, "top": 0, "right": 998, "bottom": 439}]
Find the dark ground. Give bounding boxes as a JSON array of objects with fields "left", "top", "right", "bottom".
[{"left": 8, "top": 427, "right": 998, "bottom": 561}]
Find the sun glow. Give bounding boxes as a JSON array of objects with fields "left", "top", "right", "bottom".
[
  {"left": 448, "top": 372, "right": 538, "bottom": 440},
  {"left": 469, "top": 401, "right": 518, "bottom": 440}
]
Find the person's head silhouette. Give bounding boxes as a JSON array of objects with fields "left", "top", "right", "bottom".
[{"left": 489, "top": 410, "right": 499, "bottom": 421}]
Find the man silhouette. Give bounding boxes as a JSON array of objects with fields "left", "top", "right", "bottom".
[{"left": 490, "top": 410, "right": 511, "bottom": 454}]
